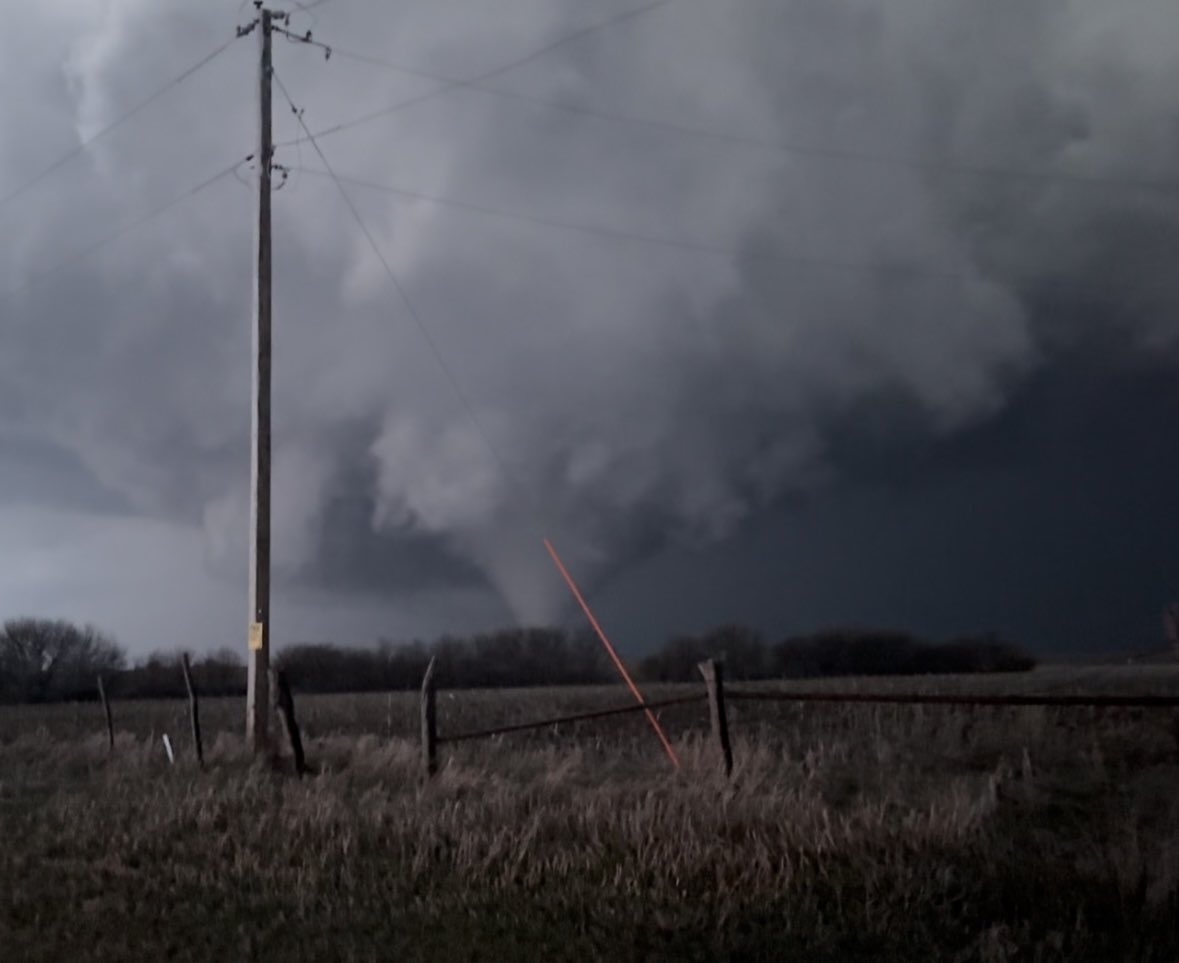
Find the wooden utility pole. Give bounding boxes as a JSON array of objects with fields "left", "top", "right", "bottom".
[{"left": 246, "top": 5, "right": 274, "bottom": 752}]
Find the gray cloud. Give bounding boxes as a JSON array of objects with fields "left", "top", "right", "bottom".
[{"left": 2, "top": 0, "right": 1177, "bottom": 653}]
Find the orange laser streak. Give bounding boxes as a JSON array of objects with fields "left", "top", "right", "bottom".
[{"left": 543, "top": 537, "right": 680, "bottom": 769}]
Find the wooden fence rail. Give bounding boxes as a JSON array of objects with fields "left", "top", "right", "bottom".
[
  {"left": 725, "top": 690, "right": 1179, "bottom": 708},
  {"left": 89, "top": 663, "right": 1177, "bottom": 778},
  {"left": 418, "top": 663, "right": 1179, "bottom": 779},
  {"left": 437, "top": 694, "right": 705, "bottom": 745}
]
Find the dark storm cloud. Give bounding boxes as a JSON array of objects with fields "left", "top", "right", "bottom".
[
  {"left": 2, "top": 0, "right": 1177, "bottom": 653},
  {"left": 0, "top": 434, "right": 131, "bottom": 515},
  {"left": 596, "top": 350, "right": 1179, "bottom": 654}
]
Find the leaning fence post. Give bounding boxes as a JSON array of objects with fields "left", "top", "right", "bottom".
[
  {"left": 96, "top": 675, "right": 114, "bottom": 752},
  {"left": 698, "top": 659, "right": 733, "bottom": 777},
  {"left": 421, "top": 656, "right": 438, "bottom": 778},
  {"left": 180, "top": 653, "right": 204, "bottom": 768},
  {"left": 271, "top": 669, "right": 306, "bottom": 777}
]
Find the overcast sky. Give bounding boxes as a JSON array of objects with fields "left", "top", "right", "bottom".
[{"left": 2, "top": 0, "right": 1177, "bottom": 659}]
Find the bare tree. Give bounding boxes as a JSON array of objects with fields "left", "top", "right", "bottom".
[{"left": 0, "top": 618, "right": 125, "bottom": 703}]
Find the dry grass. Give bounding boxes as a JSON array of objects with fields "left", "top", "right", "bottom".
[{"left": 2, "top": 665, "right": 1179, "bottom": 961}]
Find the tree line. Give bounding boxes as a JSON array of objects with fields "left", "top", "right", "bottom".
[
  {"left": 0, "top": 617, "right": 1034, "bottom": 705},
  {"left": 278, "top": 628, "right": 614, "bottom": 693},
  {"left": 636, "top": 625, "right": 1036, "bottom": 681},
  {"left": 0, "top": 618, "right": 246, "bottom": 703}
]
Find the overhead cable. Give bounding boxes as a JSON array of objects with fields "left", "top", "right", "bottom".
[
  {"left": 0, "top": 35, "right": 242, "bottom": 215},
  {"left": 1, "top": 157, "right": 248, "bottom": 306},
  {"left": 275, "top": 0, "right": 677, "bottom": 149},
  {"left": 323, "top": 43, "right": 1178, "bottom": 195}
]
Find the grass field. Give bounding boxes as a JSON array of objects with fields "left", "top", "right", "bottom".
[{"left": 2, "top": 665, "right": 1179, "bottom": 961}]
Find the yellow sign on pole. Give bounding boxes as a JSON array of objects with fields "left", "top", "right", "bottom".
[{"left": 248, "top": 621, "right": 264, "bottom": 651}]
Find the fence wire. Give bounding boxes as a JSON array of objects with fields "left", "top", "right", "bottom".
[
  {"left": 725, "top": 690, "right": 1179, "bottom": 708},
  {"left": 438, "top": 694, "right": 705, "bottom": 744}
]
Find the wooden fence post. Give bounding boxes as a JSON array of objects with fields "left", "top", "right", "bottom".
[
  {"left": 271, "top": 669, "right": 306, "bottom": 777},
  {"left": 96, "top": 675, "right": 114, "bottom": 752},
  {"left": 698, "top": 659, "right": 733, "bottom": 778},
  {"left": 180, "top": 653, "right": 204, "bottom": 768},
  {"left": 421, "top": 656, "right": 437, "bottom": 778}
]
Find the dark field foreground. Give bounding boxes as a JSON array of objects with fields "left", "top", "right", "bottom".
[{"left": 2, "top": 666, "right": 1179, "bottom": 961}]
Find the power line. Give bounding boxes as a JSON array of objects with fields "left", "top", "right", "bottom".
[
  {"left": 1, "top": 157, "right": 248, "bottom": 307},
  {"left": 289, "top": 164, "right": 967, "bottom": 277},
  {"left": 0, "top": 35, "right": 241, "bottom": 216},
  {"left": 288, "top": 164, "right": 1166, "bottom": 301},
  {"left": 271, "top": 71, "right": 529, "bottom": 499},
  {"left": 290, "top": 165, "right": 761, "bottom": 258},
  {"left": 274, "top": 0, "right": 677, "bottom": 149},
  {"left": 323, "top": 43, "right": 1179, "bottom": 196}
]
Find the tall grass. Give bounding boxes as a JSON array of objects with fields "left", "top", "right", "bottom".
[{"left": 2, "top": 666, "right": 1179, "bottom": 961}]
